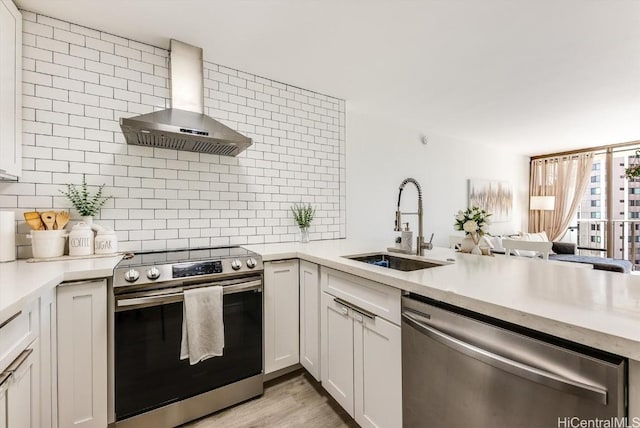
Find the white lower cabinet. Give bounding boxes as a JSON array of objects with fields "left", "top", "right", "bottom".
[
  {"left": 299, "top": 260, "right": 321, "bottom": 381},
  {"left": 0, "top": 384, "right": 5, "bottom": 428},
  {"left": 354, "top": 314, "right": 401, "bottom": 428},
  {"left": 6, "top": 339, "right": 40, "bottom": 428},
  {"left": 321, "top": 292, "right": 355, "bottom": 415},
  {"left": 321, "top": 267, "right": 402, "bottom": 428},
  {"left": 264, "top": 260, "right": 300, "bottom": 374},
  {"left": 40, "top": 287, "right": 57, "bottom": 428},
  {"left": 57, "top": 279, "right": 107, "bottom": 428}
]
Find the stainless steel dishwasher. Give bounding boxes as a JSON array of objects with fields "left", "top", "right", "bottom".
[{"left": 402, "top": 294, "right": 626, "bottom": 428}]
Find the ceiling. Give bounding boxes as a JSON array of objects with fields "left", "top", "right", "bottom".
[{"left": 16, "top": 0, "right": 640, "bottom": 155}]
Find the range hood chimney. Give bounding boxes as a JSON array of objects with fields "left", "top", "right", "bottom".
[{"left": 119, "top": 40, "right": 252, "bottom": 156}]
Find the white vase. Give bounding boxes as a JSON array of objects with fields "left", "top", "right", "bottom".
[
  {"left": 82, "top": 215, "right": 93, "bottom": 225},
  {"left": 460, "top": 236, "right": 475, "bottom": 253},
  {"left": 471, "top": 244, "right": 482, "bottom": 255}
]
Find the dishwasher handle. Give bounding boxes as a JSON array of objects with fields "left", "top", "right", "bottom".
[{"left": 402, "top": 311, "right": 608, "bottom": 405}]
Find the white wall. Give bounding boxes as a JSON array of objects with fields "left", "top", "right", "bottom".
[{"left": 346, "top": 106, "right": 529, "bottom": 248}]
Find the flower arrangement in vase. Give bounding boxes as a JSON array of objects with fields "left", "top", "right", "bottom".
[
  {"left": 59, "top": 174, "right": 111, "bottom": 224},
  {"left": 454, "top": 206, "right": 491, "bottom": 254},
  {"left": 291, "top": 203, "right": 315, "bottom": 243}
]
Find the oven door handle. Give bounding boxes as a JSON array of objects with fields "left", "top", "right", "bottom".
[{"left": 116, "top": 280, "right": 263, "bottom": 311}]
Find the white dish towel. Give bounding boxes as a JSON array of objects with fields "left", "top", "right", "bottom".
[{"left": 180, "top": 286, "right": 224, "bottom": 365}]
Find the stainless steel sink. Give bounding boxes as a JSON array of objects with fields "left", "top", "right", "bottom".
[{"left": 344, "top": 253, "right": 442, "bottom": 272}]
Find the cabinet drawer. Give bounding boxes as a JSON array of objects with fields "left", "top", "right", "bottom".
[
  {"left": 321, "top": 267, "right": 401, "bottom": 325},
  {"left": 0, "top": 299, "right": 39, "bottom": 373}
]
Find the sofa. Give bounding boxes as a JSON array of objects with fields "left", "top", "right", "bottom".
[
  {"left": 486, "top": 233, "right": 633, "bottom": 273},
  {"left": 549, "top": 242, "right": 633, "bottom": 273}
]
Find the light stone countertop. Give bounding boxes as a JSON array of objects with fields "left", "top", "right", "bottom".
[
  {"left": 0, "top": 255, "right": 122, "bottom": 326},
  {"left": 2, "top": 239, "right": 639, "bottom": 360},
  {"left": 245, "top": 239, "right": 640, "bottom": 360}
]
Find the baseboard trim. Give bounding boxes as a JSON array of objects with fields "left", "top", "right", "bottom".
[{"left": 264, "top": 363, "right": 302, "bottom": 382}]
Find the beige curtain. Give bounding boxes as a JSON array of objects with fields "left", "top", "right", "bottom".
[{"left": 529, "top": 152, "right": 594, "bottom": 241}]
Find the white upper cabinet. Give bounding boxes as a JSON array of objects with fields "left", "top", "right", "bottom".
[{"left": 0, "top": 0, "right": 22, "bottom": 179}]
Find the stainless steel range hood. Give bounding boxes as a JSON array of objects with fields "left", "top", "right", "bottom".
[{"left": 119, "top": 40, "right": 251, "bottom": 156}]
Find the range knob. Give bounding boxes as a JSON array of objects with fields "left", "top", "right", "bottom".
[
  {"left": 231, "top": 259, "right": 242, "bottom": 271},
  {"left": 246, "top": 258, "right": 257, "bottom": 269},
  {"left": 147, "top": 266, "right": 160, "bottom": 280},
  {"left": 124, "top": 268, "right": 140, "bottom": 283}
]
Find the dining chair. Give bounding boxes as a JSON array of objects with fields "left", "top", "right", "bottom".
[{"left": 502, "top": 239, "right": 553, "bottom": 260}]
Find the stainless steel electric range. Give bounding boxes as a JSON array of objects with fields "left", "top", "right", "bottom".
[{"left": 108, "top": 246, "right": 264, "bottom": 428}]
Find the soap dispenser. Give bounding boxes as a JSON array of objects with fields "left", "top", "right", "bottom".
[{"left": 401, "top": 222, "right": 413, "bottom": 252}]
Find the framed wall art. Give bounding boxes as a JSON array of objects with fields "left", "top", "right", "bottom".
[{"left": 468, "top": 179, "right": 513, "bottom": 222}]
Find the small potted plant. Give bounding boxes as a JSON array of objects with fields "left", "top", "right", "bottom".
[
  {"left": 625, "top": 150, "right": 640, "bottom": 180},
  {"left": 59, "top": 174, "right": 111, "bottom": 224},
  {"left": 291, "top": 203, "right": 315, "bottom": 243}
]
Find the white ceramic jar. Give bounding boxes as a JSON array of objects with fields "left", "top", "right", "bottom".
[
  {"left": 95, "top": 229, "right": 118, "bottom": 254},
  {"left": 69, "top": 222, "right": 94, "bottom": 256},
  {"left": 30, "top": 230, "right": 67, "bottom": 258}
]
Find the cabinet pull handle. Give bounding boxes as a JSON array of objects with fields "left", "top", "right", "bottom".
[
  {"left": 0, "top": 310, "right": 22, "bottom": 329},
  {"left": 0, "top": 371, "right": 12, "bottom": 388},
  {"left": 6, "top": 349, "right": 33, "bottom": 374},
  {"left": 269, "top": 260, "right": 294, "bottom": 264},
  {"left": 2, "top": 349, "right": 34, "bottom": 388},
  {"left": 60, "top": 279, "right": 105, "bottom": 287},
  {"left": 333, "top": 297, "right": 376, "bottom": 321}
]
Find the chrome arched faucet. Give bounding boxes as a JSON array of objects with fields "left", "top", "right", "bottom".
[{"left": 394, "top": 178, "right": 433, "bottom": 256}]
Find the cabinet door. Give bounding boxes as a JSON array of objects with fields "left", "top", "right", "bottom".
[
  {"left": 6, "top": 340, "right": 40, "bottom": 428},
  {"left": 40, "top": 287, "right": 57, "bottom": 428},
  {"left": 299, "top": 260, "right": 320, "bottom": 381},
  {"left": 57, "top": 279, "right": 107, "bottom": 428},
  {"left": 0, "top": 384, "right": 6, "bottom": 428},
  {"left": 321, "top": 292, "right": 354, "bottom": 416},
  {"left": 264, "top": 260, "right": 300, "bottom": 374},
  {"left": 0, "top": 0, "right": 21, "bottom": 178},
  {"left": 354, "top": 315, "right": 402, "bottom": 428}
]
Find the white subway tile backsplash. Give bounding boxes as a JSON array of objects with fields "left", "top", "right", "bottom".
[
  {"left": 100, "top": 51, "right": 127, "bottom": 67},
  {"left": 84, "top": 37, "right": 112, "bottom": 55},
  {"left": 36, "top": 35, "right": 68, "bottom": 54},
  {"left": 53, "top": 52, "right": 84, "bottom": 69},
  {"left": 68, "top": 91, "right": 98, "bottom": 106},
  {"left": 23, "top": 20, "right": 53, "bottom": 38},
  {"left": 35, "top": 60, "right": 68, "bottom": 78},
  {"left": 127, "top": 59, "right": 153, "bottom": 74},
  {"left": 7, "top": 11, "right": 345, "bottom": 254}
]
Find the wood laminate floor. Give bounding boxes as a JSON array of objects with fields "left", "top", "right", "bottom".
[{"left": 183, "top": 370, "right": 359, "bottom": 428}]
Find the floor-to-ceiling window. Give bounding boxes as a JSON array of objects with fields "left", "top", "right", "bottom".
[{"left": 567, "top": 145, "right": 640, "bottom": 266}]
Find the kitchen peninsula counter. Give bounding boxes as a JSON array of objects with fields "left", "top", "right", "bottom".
[{"left": 246, "top": 239, "right": 640, "bottom": 360}]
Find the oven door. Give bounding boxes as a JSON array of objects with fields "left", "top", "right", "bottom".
[{"left": 114, "top": 277, "right": 263, "bottom": 422}]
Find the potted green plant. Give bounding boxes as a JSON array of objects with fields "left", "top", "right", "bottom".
[
  {"left": 291, "top": 203, "right": 315, "bottom": 243},
  {"left": 625, "top": 150, "right": 640, "bottom": 180},
  {"left": 59, "top": 174, "right": 111, "bottom": 224}
]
